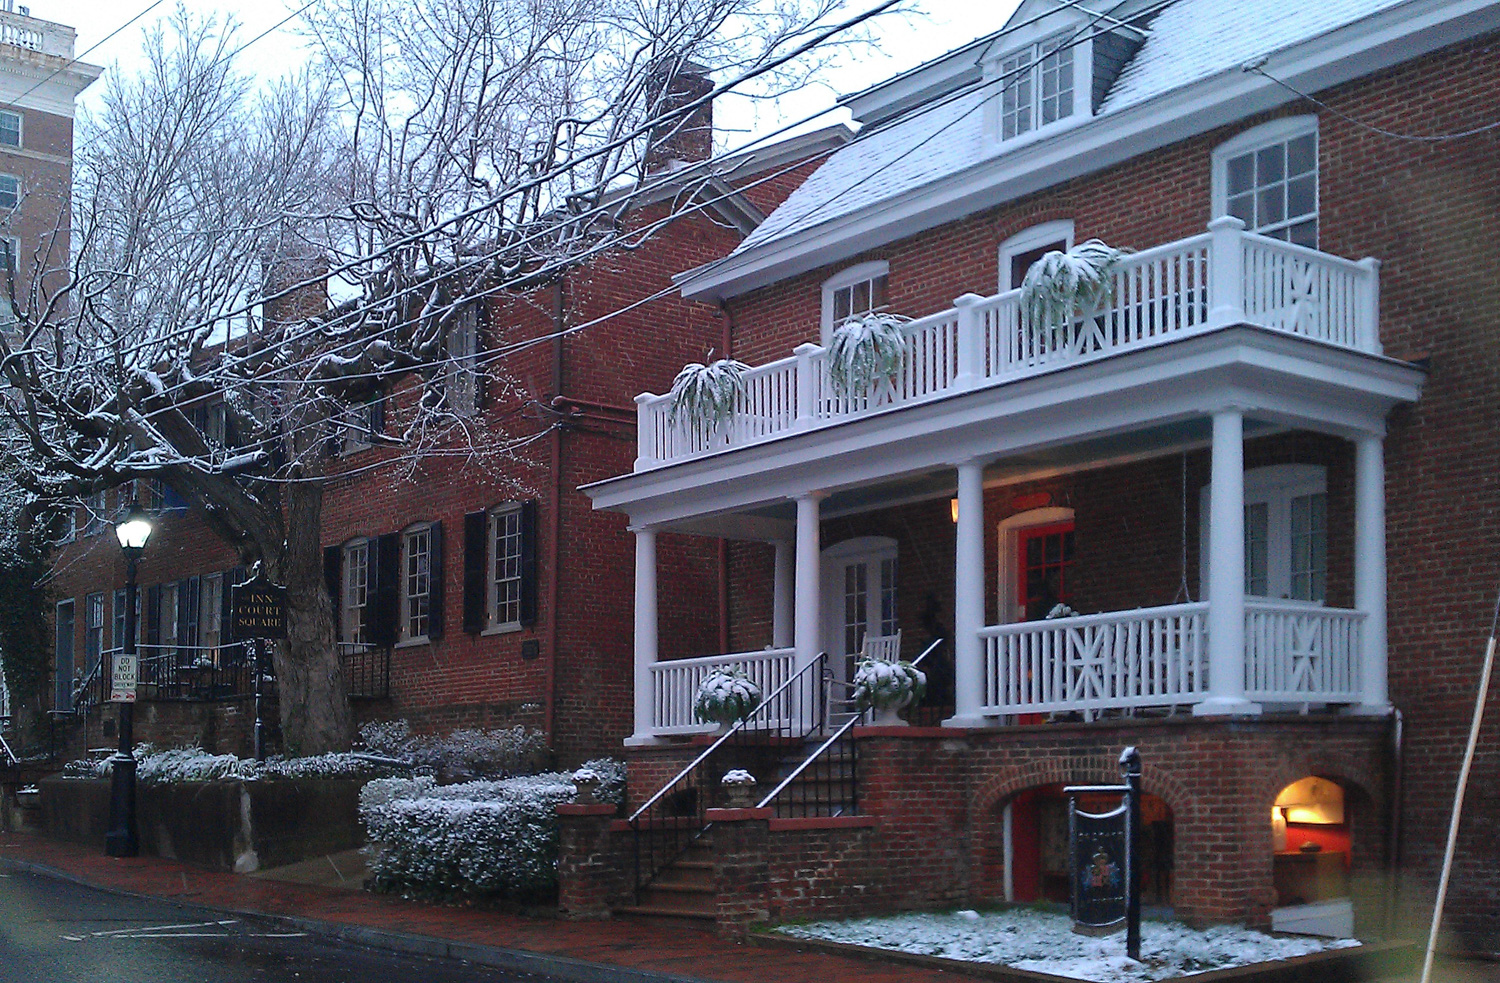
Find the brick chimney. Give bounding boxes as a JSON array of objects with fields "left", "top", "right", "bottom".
[{"left": 645, "top": 59, "right": 713, "bottom": 172}]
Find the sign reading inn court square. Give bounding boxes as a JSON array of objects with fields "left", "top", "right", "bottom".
[{"left": 231, "top": 577, "right": 288, "bottom": 639}]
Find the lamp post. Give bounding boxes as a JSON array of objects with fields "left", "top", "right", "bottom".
[{"left": 105, "top": 501, "right": 153, "bottom": 858}]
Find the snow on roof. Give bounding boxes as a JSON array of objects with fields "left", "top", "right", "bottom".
[{"left": 731, "top": 0, "right": 1410, "bottom": 260}]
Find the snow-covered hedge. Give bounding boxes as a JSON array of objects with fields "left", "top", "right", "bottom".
[
  {"left": 360, "top": 757, "right": 626, "bottom": 900},
  {"left": 61, "top": 744, "right": 395, "bottom": 784},
  {"left": 357, "top": 720, "right": 550, "bottom": 782}
]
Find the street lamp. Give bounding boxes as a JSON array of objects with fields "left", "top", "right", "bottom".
[{"left": 105, "top": 501, "right": 153, "bottom": 858}]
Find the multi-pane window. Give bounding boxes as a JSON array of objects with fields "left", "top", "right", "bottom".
[
  {"left": 879, "top": 557, "right": 898, "bottom": 637},
  {"left": 1220, "top": 122, "right": 1318, "bottom": 247},
  {"left": 200, "top": 573, "right": 224, "bottom": 654},
  {"left": 842, "top": 563, "right": 868, "bottom": 658},
  {"left": 85, "top": 592, "right": 105, "bottom": 669},
  {"left": 83, "top": 490, "right": 107, "bottom": 535},
  {"left": 0, "top": 174, "right": 18, "bottom": 210},
  {"left": 999, "top": 36, "right": 1073, "bottom": 141},
  {"left": 490, "top": 506, "right": 524, "bottom": 629},
  {"left": 0, "top": 111, "right": 19, "bottom": 148},
  {"left": 821, "top": 262, "right": 890, "bottom": 345},
  {"left": 1204, "top": 465, "right": 1328, "bottom": 603},
  {"left": 159, "top": 582, "right": 179, "bottom": 655},
  {"left": 1288, "top": 492, "right": 1327, "bottom": 602},
  {"left": 1020, "top": 523, "right": 1076, "bottom": 621},
  {"left": 403, "top": 524, "right": 432, "bottom": 641},
  {"left": 1244, "top": 503, "right": 1270, "bottom": 597},
  {"left": 446, "top": 308, "right": 480, "bottom": 417},
  {"left": 113, "top": 589, "right": 127, "bottom": 651},
  {"left": 343, "top": 540, "right": 370, "bottom": 645}
]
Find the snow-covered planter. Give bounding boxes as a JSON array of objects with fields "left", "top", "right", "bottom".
[
  {"left": 359, "top": 757, "right": 626, "bottom": 901},
  {"left": 1020, "top": 239, "right": 1125, "bottom": 334},
  {"left": 720, "top": 769, "right": 758, "bottom": 809},
  {"left": 571, "top": 768, "right": 603, "bottom": 805},
  {"left": 668, "top": 357, "right": 748, "bottom": 435},
  {"left": 694, "top": 669, "right": 763, "bottom": 729},
  {"left": 851, "top": 658, "right": 927, "bottom": 726},
  {"left": 828, "top": 312, "right": 909, "bottom": 398}
]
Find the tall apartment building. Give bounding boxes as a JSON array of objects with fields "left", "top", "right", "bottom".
[{"left": 0, "top": 1, "right": 101, "bottom": 311}]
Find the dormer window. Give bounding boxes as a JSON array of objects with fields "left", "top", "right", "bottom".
[{"left": 998, "top": 35, "right": 1074, "bottom": 141}]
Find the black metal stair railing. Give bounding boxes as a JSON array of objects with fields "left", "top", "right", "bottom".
[
  {"left": 628, "top": 652, "right": 828, "bottom": 899},
  {"left": 758, "top": 637, "right": 944, "bottom": 815}
]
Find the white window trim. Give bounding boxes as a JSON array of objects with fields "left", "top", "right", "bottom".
[
  {"left": 0, "top": 173, "right": 19, "bottom": 210},
  {"left": 996, "top": 507, "right": 1075, "bottom": 624},
  {"left": 341, "top": 538, "right": 371, "bottom": 646},
  {"left": 446, "top": 307, "right": 480, "bottom": 417},
  {"left": 0, "top": 110, "right": 20, "bottom": 149},
  {"left": 820, "top": 535, "right": 899, "bottom": 678},
  {"left": 983, "top": 32, "right": 1093, "bottom": 146},
  {"left": 399, "top": 522, "right": 434, "bottom": 645},
  {"left": 1210, "top": 115, "right": 1318, "bottom": 235},
  {"left": 998, "top": 220, "right": 1075, "bottom": 292},
  {"left": 819, "top": 260, "right": 889, "bottom": 346},
  {"left": 1200, "top": 464, "right": 1327, "bottom": 604},
  {"left": 486, "top": 504, "right": 524, "bottom": 634}
]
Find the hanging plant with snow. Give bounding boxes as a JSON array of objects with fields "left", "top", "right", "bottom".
[
  {"left": 827, "top": 311, "right": 909, "bottom": 398},
  {"left": 1019, "top": 239, "right": 1125, "bottom": 332},
  {"left": 693, "top": 668, "right": 764, "bottom": 727},
  {"left": 668, "top": 356, "right": 748, "bottom": 434},
  {"left": 851, "top": 658, "right": 927, "bottom": 713}
]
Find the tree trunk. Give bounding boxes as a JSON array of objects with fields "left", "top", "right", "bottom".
[{"left": 269, "top": 481, "right": 352, "bottom": 754}]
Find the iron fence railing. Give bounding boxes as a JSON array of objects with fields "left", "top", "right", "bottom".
[
  {"left": 339, "top": 643, "right": 391, "bottom": 699},
  {"left": 73, "top": 643, "right": 258, "bottom": 710},
  {"left": 628, "top": 652, "right": 828, "bottom": 898}
]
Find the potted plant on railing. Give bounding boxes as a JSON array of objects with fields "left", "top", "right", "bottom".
[
  {"left": 851, "top": 658, "right": 927, "bottom": 727},
  {"left": 1019, "top": 239, "right": 1126, "bottom": 355},
  {"left": 828, "top": 311, "right": 909, "bottom": 400},
  {"left": 668, "top": 354, "right": 749, "bottom": 438},
  {"left": 693, "top": 668, "right": 764, "bottom": 733}
]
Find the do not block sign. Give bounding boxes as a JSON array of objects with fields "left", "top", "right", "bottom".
[{"left": 109, "top": 654, "right": 138, "bottom": 703}]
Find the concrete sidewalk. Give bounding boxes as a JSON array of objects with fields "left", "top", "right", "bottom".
[{"left": 0, "top": 831, "right": 993, "bottom": 983}]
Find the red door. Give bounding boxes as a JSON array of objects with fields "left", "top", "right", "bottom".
[{"left": 1017, "top": 521, "right": 1075, "bottom": 621}]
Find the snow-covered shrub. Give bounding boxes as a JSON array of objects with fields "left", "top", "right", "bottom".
[
  {"left": 1020, "top": 239, "right": 1124, "bottom": 330},
  {"left": 61, "top": 745, "right": 396, "bottom": 784},
  {"left": 408, "top": 725, "right": 550, "bottom": 782},
  {"left": 694, "top": 669, "right": 763, "bottom": 726},
  {"left": 575, "top": 757, "right": 626, "bottom": 805},
  {"left": 360, "top": 762, "right": 626, "bottom": 901},
  {"left": 668, "top": 357, "right": 748, "bottom": 434},
  {"left": 357, "top": 719, "right": 413, "bottom": 756},
  {"left": 828, "top": 312, "right": 909, "bottom": 398},
  {"left": 851, "top": 659, "right": 927, "bottom": 712}
]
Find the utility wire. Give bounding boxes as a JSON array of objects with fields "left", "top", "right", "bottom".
[
  {"left": 3, "top": 0, "right": 169, "bottom": 108},
  {"left": 1246, "top": 63, "right": 1500, "bottom": 143}
]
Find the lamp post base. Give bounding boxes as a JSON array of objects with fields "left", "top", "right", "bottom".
[{"left": 104, "top": 751, "right": 138, "bottom": 858}]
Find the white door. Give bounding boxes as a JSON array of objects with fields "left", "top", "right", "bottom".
[{"left": 821, "top": 537, "right": 899, "bottom": 683}]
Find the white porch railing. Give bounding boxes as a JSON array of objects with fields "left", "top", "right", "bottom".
[
  {"left": 648, "top": 647, "right": 796, "bottom": 735},
  {"left": 1244, "top": 600, "right": 1363, "bottom": 703},
  {"left": 979, "top": 603, "right": 1210, "bottom": 716},
  {"left": 635, "top": 220, "right": 1380, "bottom": 468}
]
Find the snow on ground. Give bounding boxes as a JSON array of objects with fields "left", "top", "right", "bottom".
[{"left": 774, "top": 908, "right": 1359, "bottom": 983}]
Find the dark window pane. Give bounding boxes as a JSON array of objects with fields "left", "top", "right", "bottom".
[
  {"left": 1258, "top": 186, "right": 1284, "bottom": 226},
  {"left": 1287, "top": 133, "right": 1316, "bottom": 176},
  {"left": 1228, "top": 194, "right": 1254, "bottom": 224},
  {"left": 1227, "top": 154, "right": 1255, "bottom": 196},
  {"left": 1288, "top": 220, "right": 1318, "bottom": 248},
  {"left": 1255, "top": 145, "right": 1284, "bottom": 184}
]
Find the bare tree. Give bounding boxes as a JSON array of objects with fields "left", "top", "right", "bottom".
[{"left": 0, "top": 0, "right": 887, "bottom": 753}]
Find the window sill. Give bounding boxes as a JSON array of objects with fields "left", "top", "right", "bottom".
[
  {"left": 394, "top": 636, "right": 430, "bottom": 649},
  {"left": 480, "top": 623, "right": 522, "bottom": 637}
]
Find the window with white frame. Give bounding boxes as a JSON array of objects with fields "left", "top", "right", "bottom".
[
  {"left": 83, "top": 490, "right": 107, "bottom": 536},
  {"left": 1212, "top": 117, "right": 1318, "bottom": 248},
  {"left": 0, "top": 174, "right": 18, "bottom": 210},
  {"left": 489, "top": 505, "right": 524, "bottom": 630},
  {"left": 998, "top": 220, "right": 1075, "bottom": 292},
  {"left": 200, "top": 573, "right": 224, "bottom": 654},
  {"left": 1201, "top": 464, "right": 1328, "bottom": 602},
  {"left": 402, "top": 523, "right": 433, "bottom": 641},
  {"left": 446, "top": 307, "right": 480, "bottom": 417},
  {"left": 997, "top": 35, "right": 1074, "bottom": 141},
  {"left": 0, "top": 111, "right": 19, "bottom": 148},
  {"left": 820, "top": 261, "right": 889, "bottom": 345},
  {"left": 342, "top": 540, "right": 371, "bottom": 645}
]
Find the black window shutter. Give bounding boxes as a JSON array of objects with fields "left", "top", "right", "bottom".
[
  {"left": 428, "top": 521, "right": 444, "bottom": 642},
  {"left": 372, "top": 532, "right": 400, "bottom": 647},
  {"left": 519, "top": 499, "right": 538, "bottom": 627},
  {"left": 368, "top": 394, "right": 385, "bottom": 437},
  {"left": 462, "top": 511, "right": 486, "bottom": 634},
  {"left": 145, "top": 585, "right": 161, "bottom": 649},
  {"left": 323, "top": 546, "right": 342, "bottom": 639}
]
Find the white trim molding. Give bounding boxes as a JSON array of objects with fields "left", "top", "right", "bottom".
[{"left": 998, "top": 219, "right": 1075, "bottom": 291}]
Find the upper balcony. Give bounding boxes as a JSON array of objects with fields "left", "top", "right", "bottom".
[
  {"left": 636, "top": 219, "right": 1381, "bottom": 471},
  {"left": 0, "top": 8, "right": 77, "bottom": 59}
]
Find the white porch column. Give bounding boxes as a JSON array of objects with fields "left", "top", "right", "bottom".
[
  {"left": 794, "top": 494, "right": 823, "bottom": 670},
  {"left": 772, "top": 539, "right": 795, "bottom": 649},
  {"left": 1196, "top": 410, "right": 1261, "bottom": 716},
  {"left": 1355, "top": 434, "right": 1390, "bottom": 713},
  {"left": 946, "top": 458, "right": 988, "bottom": 727},
  {"left": 629, "top": 525, "right": 659, "bottom": 743}
]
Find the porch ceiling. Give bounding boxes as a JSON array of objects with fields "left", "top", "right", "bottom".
[{"left": 586, "top": 325, "right": 1424, "bottom": 532}]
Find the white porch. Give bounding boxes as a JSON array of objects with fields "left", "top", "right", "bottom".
[{"left": 586, "top": 221, "right": 1425, "bottom": 742}]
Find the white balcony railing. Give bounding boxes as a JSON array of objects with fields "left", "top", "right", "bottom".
[
  {"left": 648, "top": 646, "right": 796, "bottom": 735},
  {"left": 1243, "top": 599, "right": 1363, "bottom": 703},
  {"left": 636, "top": 220, "right": 1380, "bottom": 468},
  {"left": 976, "top": 600, "right": 1364, "bottom": 718}
]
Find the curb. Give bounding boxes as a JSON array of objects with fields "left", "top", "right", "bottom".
[{"left": 0, "top": 855, "right": 715, "bottom": 983}]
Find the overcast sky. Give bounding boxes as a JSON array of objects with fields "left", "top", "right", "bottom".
[{"left": 37, "top": 0, "right": 1022, "bottom": 147}]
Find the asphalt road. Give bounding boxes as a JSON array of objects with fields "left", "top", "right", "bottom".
[{"left": 0, "top": 867, "right": 553, "bottom": 983}]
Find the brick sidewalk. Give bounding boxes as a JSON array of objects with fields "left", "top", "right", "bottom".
[{"left": 0, "top": 832, "right": 990, "bottom": 983}]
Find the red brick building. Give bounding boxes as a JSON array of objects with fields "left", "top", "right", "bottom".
[
  {"left": 43, "top": 109, "right": 851, "bottom": 764},
  {"left": 581, "top": 0, "right": 1500, "bottom": 953}
]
